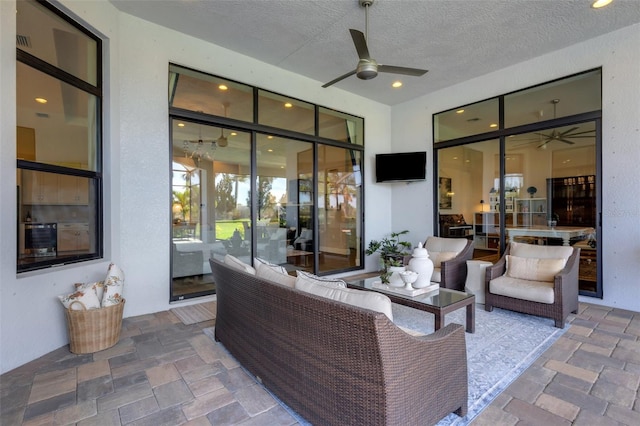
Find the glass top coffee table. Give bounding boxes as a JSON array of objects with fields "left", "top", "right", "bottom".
[{"left": 347, "top": 277, "right": 475, "bottom": 333}]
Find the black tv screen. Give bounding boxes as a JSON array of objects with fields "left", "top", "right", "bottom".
[{"left": 375, "top": 151, "right": 427, "bottom": 182}]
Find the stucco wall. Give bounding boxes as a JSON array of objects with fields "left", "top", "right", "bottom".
[
  {"left": 0, "top": 0, "right": 390, "bottom": 374},
  {"left": 390, "top": 23, "right": 640, "bottom": 311}
]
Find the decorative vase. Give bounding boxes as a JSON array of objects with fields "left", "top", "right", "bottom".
[
  {"left": 400, "top": 270, "right": 418, "bottom": 290},
  {"left": 407, "top": 242, "right": 434, "bottom": 288},
  {"left": 387, "top": 266, "right": 406, "bottom": 287}
]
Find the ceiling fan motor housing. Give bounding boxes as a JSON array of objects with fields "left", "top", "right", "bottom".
[{"left": 356, "top": 59, "right": 378, "bottom": 80}]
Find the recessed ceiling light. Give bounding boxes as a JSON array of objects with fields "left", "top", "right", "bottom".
[
  {"left": 456, "top": 109, "right": 465, "bottom": 114},
  {"left": 218, "top": 84, "right": 228, "bottom": 91},
  {"left": 268, "top": 149, "right": 273, "bottom": 152},
  {"left": 284, "top": 102, "right": 293, "bottom": 108},
  {"left": 391, "top": 81, "right": 402, "bottom": 88},
  {"left": 35, "top": 97, "right": 47, "bottom": 104},
  {"left": 230, "top": 132, "right": 237, "bottom": 136},
  {"left": 267, "top": 135, "right": 273, "bottom": 139},
  {"left": 489, "top": 123, "right": 498, "bottom": 128},
  {"left": 177, "top": 123, "right": 185, "bottom": 127},
  {"left": 592, "top": 0, "right": 613, "bottom": 8}
]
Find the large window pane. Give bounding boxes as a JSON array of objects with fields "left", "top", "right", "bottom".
[
  {"left": 170, "top": 119, "right": 252, "bottom": 300},
  {"left": 319, "top": 107, "right": 364, "bottom": 145},
  {"left": 505, "top": 70, "right": 601, "bottom": 128},
  {"left": 256, "top": 135, "right": 313, "bottom": 270},
  {"left": 258, "top": 90, "right": 314, "bottom": 135},
  {"left": 169, "top": 64, "right": 253, "bottom": 122},
  {"left": 17, "top": 0, "right": 98, "bottom": 85},
  {"left": 317, "top": 146, "right": 362, "bottom": 273},
  {"left": 434, "top": 98, "right": 499, "bottom": 143},
  {"left": 437, "top": 141, "right": 496, "bottom": 251},
  {"left": 17, "top": 63, "right": 99, "bottom": 171},
  {"left": 17, "top": 0, "right": 102, "bottom": 273},
  {"left": 18, "top": 169, "right": 99, "bottom": 272},
  {"left": 507, "top": 123, "right": 597, "bottom": 293}
]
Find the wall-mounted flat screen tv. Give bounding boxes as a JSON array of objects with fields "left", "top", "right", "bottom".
[{"left": 375, "top": 151, "right": 427, "bottom": 183}]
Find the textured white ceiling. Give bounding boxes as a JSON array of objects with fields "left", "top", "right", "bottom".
[{"left": 109, "top": 0, "right": 640, "bottom": 105}]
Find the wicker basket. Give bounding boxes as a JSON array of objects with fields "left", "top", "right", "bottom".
[{"left": 65, "top": 299, "right": 125, "bottom": 354}]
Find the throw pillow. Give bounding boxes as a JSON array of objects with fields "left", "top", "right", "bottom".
[
  {"left": 58, "top": 287, "right": 101, "bottom": 310},
  {"left": 296, "top": 278, "right": 393, "bottom": 321},
  {"left": 102, "top": 263, "right": 125, "bottom": 307},
  {"left": 256, "top": 263, "right": 296, "bottom": 288},
  {"left": 295, "top": 270, "right": 347, "bottom": 289},
  {"left": 224, "top": 254, "right": 256, "bottom": 275},
  {"left": 74, "top": 281, "right": 105, "bottom": 301},
  {"left": 429, "top": 251, "right": 459, "bottom": 268},
  {"left": 506, "top": 255, "right": 567, "bottom": 283},
  {"left": 254, "top": 257, "right": 288, "bottom": 275}
]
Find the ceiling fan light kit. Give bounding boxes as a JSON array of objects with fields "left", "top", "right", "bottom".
[{"left": 322, "top": 0, "right": 428, "bottom": 88}]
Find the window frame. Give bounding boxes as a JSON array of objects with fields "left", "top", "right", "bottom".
[{"left": 16, "top": 0, "right": 103, "bottom": 273}]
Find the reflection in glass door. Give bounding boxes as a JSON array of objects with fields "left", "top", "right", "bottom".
[
  {"left": 506, "top": 121, "right": 597, "bottom": 294},
  {"left": 170, "top": 119, "right": 252, "bottom": 300}
]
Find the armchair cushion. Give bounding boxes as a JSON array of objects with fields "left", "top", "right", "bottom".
[
  {"left": 424, "top": 236, "right": 469, "bottom": 254},
  {"left": 489, "top": 275, "right": 555, "bottom": 304},
  {"left": 431, "top": 251, "right": 459, "bottom": 268},
  {"left": 506, "top": 255, "right": 567, "bottom": 283},
  {"left": 422, "top": 237, "right": 474, "bottom": 290},
  {"left": 509, "top": 241, "right": 573, "bottom": 260}
]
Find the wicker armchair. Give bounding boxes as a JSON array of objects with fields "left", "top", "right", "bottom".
[
  {"left": 484, "top": 242, "right": 580, "bottom": 328},
  {"left": 423, "top": 236, "right": 474, "bottom": 291}
]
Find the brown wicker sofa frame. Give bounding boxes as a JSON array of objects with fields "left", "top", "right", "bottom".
[
  {"left": 484, "top": 244, "right": 580, "bottom": 328},
  {"left": 209, "top": 259, "right": 468, "bottom": 425}
]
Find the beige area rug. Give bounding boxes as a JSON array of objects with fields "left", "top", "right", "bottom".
[{"left": 171, "top": 301, "right": 216, "bottom": 325}]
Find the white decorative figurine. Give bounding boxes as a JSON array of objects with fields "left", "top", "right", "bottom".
[{"left": 407, "top": 242, "right": 434, "bottom": 288}]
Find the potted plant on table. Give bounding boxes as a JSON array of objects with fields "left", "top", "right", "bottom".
[{"left": 365, "top": 230, "right": 412, "bottom": 284}]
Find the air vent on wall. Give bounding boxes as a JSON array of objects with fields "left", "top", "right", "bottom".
[
  {"left": 36, "top": 112, "right": 49, "bottom": 118},
  {"left": 17, "top": 34, "right": 32, "bottom": 48}
]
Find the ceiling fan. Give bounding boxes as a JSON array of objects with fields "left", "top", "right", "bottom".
[
  {"left": 322, "top": 0, "right": 428, "bottom": 88},
  {"left": 514, "top": 99, "right": 595, "bottom": 149}
]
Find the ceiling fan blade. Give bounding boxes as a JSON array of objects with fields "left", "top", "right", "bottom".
[
  {"left": 378, "top": 64, "right": 428, "bottom": 76},
  {"left": 322, "top": 69, "right": 357, "bottom": 88},
  {"left": 537, "top": 139, "right": 552, "bottom": 149},
  {"left": 564, "top": 130, "right": 596, "bottom": 136},
  {"left": 558, "top": 127, "right": 579, "bottom": 137},
  {"left": 349, "top": 29, "right": 370, "bottom": 60},
  {"left": 557, "top": 138, "right": 576, "bottom": 145}
]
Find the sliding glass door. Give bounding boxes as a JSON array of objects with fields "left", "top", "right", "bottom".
[{"left": 434, "top": 69, "right": 601, "bottom": 297}]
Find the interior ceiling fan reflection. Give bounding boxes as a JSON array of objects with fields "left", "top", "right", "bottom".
[
  {"left": 322, "top": 0, "right": 428, "bottom": 88},
  {"left": 513, "top": 99, "right": 595, "bottom": 149}
]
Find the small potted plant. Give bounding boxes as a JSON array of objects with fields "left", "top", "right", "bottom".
[{"left": 365, "top": 230, "right": 412, "bottom": 283}]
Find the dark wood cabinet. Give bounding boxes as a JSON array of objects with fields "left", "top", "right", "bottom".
[{"left": 547, "top": 175, "right": 596, "bottom": 227}]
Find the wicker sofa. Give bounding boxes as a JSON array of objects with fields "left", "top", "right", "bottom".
[{"left": 209, "top": 258, "right": 468, "bottom": 425}]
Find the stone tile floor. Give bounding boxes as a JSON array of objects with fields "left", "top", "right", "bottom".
[{"left": 1, "top": 302, "right": 639, "bottom": 425}]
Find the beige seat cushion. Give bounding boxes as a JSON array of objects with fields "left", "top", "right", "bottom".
[
  {"left": 509, "top": 242, "right": 573, "bottom": 260},
  {"left": 490, "top": 275, "right": 555, "bottom": 304},
  {"left": 295, "top": 279, "right": 393, "bottom": 321},
  {"left": 255, "top": 262, "right": 296, "bottom": 288},
  {"left": 425, "top": 236, "right": 468, "bottom": 254},
  {"left": 224, "top": 254, "right": 256, "bottom": 275},
  {"left": 431, "top": 267, "right": 442, "bottom": 284},
  {"left": 506, "top": 255, "right": 567, "bottom": 283},
  {"left": 423, "top": 237, "right": 467, "bottom": 283}
]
